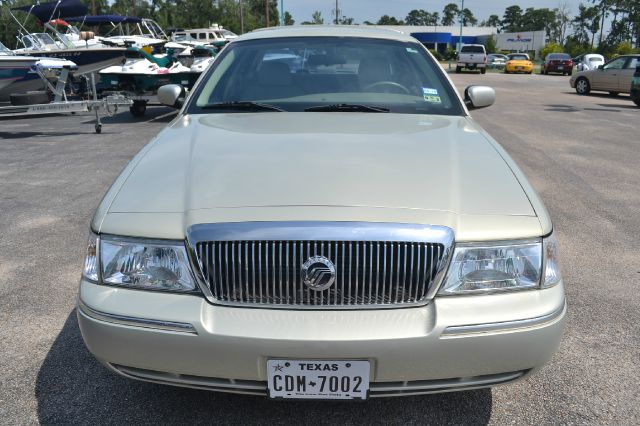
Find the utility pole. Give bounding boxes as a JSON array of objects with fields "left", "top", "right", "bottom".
[
  {"left": 91, "top": 0, "right": 96, "bottom": 15},
  {"left": 280, "top": 0, "right": 284, "bottom": 26},
  {"left": 333, "top": 0, "right": 341, "bottom": 24},
  {"left": 458, "top": 0, "right": 465, "bottom": 51},
  {"left": 239, "top": 0, "right": 244, "bottom": 34},
  {"left": 265, "top": 0, "right": 270, "bottom": 27}
]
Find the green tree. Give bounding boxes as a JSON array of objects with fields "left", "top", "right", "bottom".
[
  {"left": 377, "top": 15, "right": 404, "bottom": 25},
  {"left": 461, "top": 8, "right": 477, "bottom": 26},
  {"left": 484, "top": 35, "right": 498, "bottom": 53},
  {"left": 311, "top": 10, "right": 324, "bottom": 24},
  {"left": 441, "top": 3, "right": 459, "bottom": 26},
  {"left": 337, "top": 16, "right": 355, "bottom": 25},
  {"left": 540, "top": 42, "right": 564, "bottom": 59},
  {"left": 481, "top": 15, "right": 501, "bottom": 28},
  {"left": 405, "top": 9, "right": 438, "bottom": 26},
  {"left": 551, "top": 4, "right": 572, "bottom": 44},
  {"left": 501, "top": 5, "right": 523, "bottom": 32},
  {"left": 572, "top": 4, "right": 599, "bottom": 46},
  {"left": 284, "top": 11, "right": 294, "bottom": 26}
]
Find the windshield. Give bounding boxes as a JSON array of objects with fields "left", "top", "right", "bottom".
[
  {"left": 0, "top": 42, "right": 11, "bottom": 55},
  {"left": 174, "top": 34, "right": 197, "bottom": 42},
  {"left": 461, "top": 45, "right": 484, "bottom": 53},
  {"left": 548, "top": 54, "right": 570, "bottom": 60},
  {"left": 508, "top": 54, "right": 529, "bottom": 61},
  {"left": 189, "top": 37, "right": 464, "bottom": 116}
]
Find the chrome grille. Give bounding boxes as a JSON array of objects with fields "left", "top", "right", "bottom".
[{"left": 194, "top": 239, "right": 446, "bottom": 307}]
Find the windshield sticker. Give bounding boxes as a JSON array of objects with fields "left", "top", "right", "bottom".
[
  {"left": 423, "top": 88, "right": 442, "bottom": 103},
  {"left": 406, "top": 47, "right": 418, "bottom": 53}
]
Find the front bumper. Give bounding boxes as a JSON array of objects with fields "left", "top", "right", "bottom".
[{"left": 78, "top": 279, "right": 566, "bottom": 397}]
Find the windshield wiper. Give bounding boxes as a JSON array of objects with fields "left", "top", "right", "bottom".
[
  {"left": 201, "top": 101, "right": 284, "bottom": 112},
  {"left": 304, "top": 104, "right": 390, "bottom": 113}
]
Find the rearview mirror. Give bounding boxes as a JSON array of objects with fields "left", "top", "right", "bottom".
[
  {"left": 158, "top": 84, "right": 186, "bottom": 109},
  {"left": 464, "top": 85, "right": 496, "bottom": 110}
]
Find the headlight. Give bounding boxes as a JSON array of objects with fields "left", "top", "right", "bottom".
[
  {"left": 439, "top": 234, "right": 562, "bottom": 295},
  {"left": 542, "top": 233, "right": 561, "bottom": 287},
  {"left": 81, "top": 233, "right": 197, "bottom": 292},
  {"left": 82, "top": 232, "right": 99, "bottom": 282}
]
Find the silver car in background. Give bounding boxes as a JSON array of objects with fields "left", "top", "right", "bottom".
[
  {"left": 77, "top": 26, "right": 566, "bottom": 400},
  {"left": 571, "top": 54, "right": 640, "bottom": 96}
]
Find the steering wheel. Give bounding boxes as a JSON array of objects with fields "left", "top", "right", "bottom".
[{"left": 363, "top": 81, "right": 410, "bottom": 94}]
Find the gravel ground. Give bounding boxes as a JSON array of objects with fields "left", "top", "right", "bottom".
[{"left": 0, "top": 73, "right": 638, "bottom": 425}]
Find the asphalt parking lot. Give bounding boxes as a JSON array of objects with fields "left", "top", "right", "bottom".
[{"left": 1, "top": 72, "right": 639, "bottom": 425}]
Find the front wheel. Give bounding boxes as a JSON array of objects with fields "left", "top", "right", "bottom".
[
  {"left": 130, "top": 100, "right": 147, "bottom": 117},
  {"left": 609, "top": 91, "right": 620, "bottom": 96},
  {"left": 575, "top": 78, "right": 590, "bottom": 95}
]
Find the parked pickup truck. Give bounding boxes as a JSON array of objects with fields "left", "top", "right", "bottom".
[{"left": 456, "top": 44, "right": 487, "bottom": 74}]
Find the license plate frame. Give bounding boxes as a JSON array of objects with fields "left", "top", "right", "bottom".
[{"left": 267, "top": 359, "right": 370, "bottom": 400}]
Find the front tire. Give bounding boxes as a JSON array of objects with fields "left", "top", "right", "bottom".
[
  {"left": 609, "top": 91, "right": 620, "bottom": 96},
  {"left": 130, "top": 100, "right": 147, "bottom": 117},
  {"left": 575, "top": 77, "right": 591, "bottom": 95}
]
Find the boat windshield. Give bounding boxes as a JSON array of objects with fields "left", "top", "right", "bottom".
[
  {"left": 142, "top": 19, "right": 167, "bottom": 39},
  {"left": 173, "top": 34, "right": 197, "bottom": 43},
  {"left": 21, "top": 33, "right": 58, "bottom": 49},
  {"left": 0, "top": 42, "right": 12, "bottom": 55}
]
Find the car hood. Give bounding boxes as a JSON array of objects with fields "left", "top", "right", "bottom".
[{"left": 96, "top": 113, "right": 544, "bottom": 240}]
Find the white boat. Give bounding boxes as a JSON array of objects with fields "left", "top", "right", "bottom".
[
  {"left": 66, "top": 15, "right": 168, "bottom": 49},
  {"left": 9, "top": 2, "right": 127, "bottom": 76},
  {"left": 0, "top": 42, "right": 40, "bottom": 92}
]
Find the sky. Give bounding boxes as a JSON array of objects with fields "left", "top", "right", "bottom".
[{"left": 285, "top": 1, "right": 585, "bottom": 24}]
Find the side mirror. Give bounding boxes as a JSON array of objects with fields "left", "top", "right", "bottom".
[
  {"left": 158, "top": 84, "right": 186, "bottom": 109},
  {"left": 464, "top": 85, "right": 496, "bottom": 110},
  {"left": 598, "top": 65, "right": 604, "bottom": 70}
]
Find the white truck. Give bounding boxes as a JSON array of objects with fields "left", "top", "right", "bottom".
[{"left": 456, "top": 44, "right": 487, "bottom": 74}]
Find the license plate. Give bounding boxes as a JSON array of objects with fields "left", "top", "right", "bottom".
[
  {"left": 267, "top": 359, "right": 370, "bottom": 400},
  {"left": 558, "top": 66, "right": 564, "bottom": 70},
  {"left": 517, "top": 66, "right": 523, "bottom": 69}
]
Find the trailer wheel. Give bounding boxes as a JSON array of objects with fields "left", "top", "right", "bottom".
[
  {"left": 9, "top": 91, "right": 50, "bottom": 106},
  {"left": 130, "top": 101, "right": 147, "bottom": 117}
]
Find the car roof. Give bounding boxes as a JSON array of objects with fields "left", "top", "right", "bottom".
[{"left": 234, "top": 25, "right": 418, "bottom": 43}]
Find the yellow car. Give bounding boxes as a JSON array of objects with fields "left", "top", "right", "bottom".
[{"left": 504, "top": 53, "right": 534, "bottom": 74}]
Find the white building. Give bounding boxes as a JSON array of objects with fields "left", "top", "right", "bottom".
[{"left": 375, "top": 26, "right": 547, "bottom": 58}]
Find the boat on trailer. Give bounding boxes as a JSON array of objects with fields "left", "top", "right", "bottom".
[{"left": 10, "top": 0, "right": 126, "bottom": 76}]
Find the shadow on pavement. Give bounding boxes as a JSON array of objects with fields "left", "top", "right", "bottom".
[
  {"left": 0, "top": 130, "right": 96, "bottom": 139},
  {"left": 95, "top": 105, "right": 178, "bottom": 125},
  {"left": 36, "top": 311, "right": 493, "bottom": 425},
  {"left": 597, "top": 103, "right": 638, "bottom": 110}
]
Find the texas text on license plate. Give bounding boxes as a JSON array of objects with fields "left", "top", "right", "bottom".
[{"left": 267, "top": 360, "right": 370, "bottom": 400}]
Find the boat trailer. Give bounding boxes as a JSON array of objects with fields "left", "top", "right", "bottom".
[{"left": 0, "top": 60, "right": 131, "bottom": 133}]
